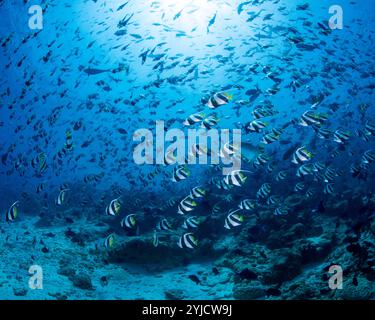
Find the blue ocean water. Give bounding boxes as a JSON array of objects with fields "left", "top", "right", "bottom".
[{"left": 0, "top": 0, "right": 374, "bottom": 300}]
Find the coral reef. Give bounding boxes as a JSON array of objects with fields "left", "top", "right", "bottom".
[{"left": 0, "top": 193, "right": 374, "bottom": 300}]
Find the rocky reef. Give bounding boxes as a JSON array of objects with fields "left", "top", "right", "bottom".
[
  {"left": 0, "top": 192, "right": 374, "bottom": 300},
  {"left": 216, "top": 194, "right": 375, "bottom": 299}
]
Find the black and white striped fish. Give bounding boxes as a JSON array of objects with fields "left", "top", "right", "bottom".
[
  {"left": 239, "top": 199, "right": 256, "bottom": 211},
  {"left": 172, "top": 165, "right": 190, "bottom": 182},
  {"left": 224, "top": 210, "right": 244, "bottom": 229},
  {"left": 157, "top": 218, "right": 173, "bottom": 231},
  {"left": 190, "top": 186, "right": 206, "bottom": 199},
  {"left": 224, "top": 170, "right": 248, "bottom": 187},
  {"left": 177, "top": 232, "right": 198, "bottom": 249},
  {"left": 56, "top": 189, "right": 69, "bottom": 206},
  {"left": 257, "top": 183, "right": 271, "bottom": 199},
  {"left": 183, "top": 113, "right": 205, "bottom": 126},
  {"left": 324, "top": 183, "right": 334, "bottom": 195},
  {"left": 6, "top": 201, "right": 19, "bottom": 222},
  {"left": 182, "top": 216, "right": 201, "bottom": 229},
  {"left": 121, "top": 214, "right": 137, "bottom": 229},
  {"left": 207, "top": 92, "right": 232, "bottom": 109},
  {"left": 106, "top": 198, "right": 121, "bottom": 216},
  {"left": 177, "top": 196, "right": 197, "bottom": 215},
  {"left": 292, "top": 146, "right": 313, "bottom": 164}
]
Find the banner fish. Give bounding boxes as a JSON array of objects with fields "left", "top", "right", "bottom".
[{"left": 6, "top": 201, "right": 19, "bottom": 222}]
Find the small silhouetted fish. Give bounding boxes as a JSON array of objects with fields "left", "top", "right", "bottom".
[
  {"left": 212, "top": 267, "right": 219, "bottom": 275},
  {"left": 130, "top": 34, "right": 142, "bottom": 39},
  {"left": 117, "top": 2, "right": 129, "bottom": 11},
  {"left": 245, "top": 86, "right": 262, "bottom": 103},
  {"left": 279, "top": 140, "right": 291, "bottom": 145},
  {"left": 81, "top": 139, "right": 93, "bottom": 148},
  {"left": 83, "top": 67, "right": 110, "bottom": 75},
  {"left": 188, "top": 274, "right": 200, "bottom": 285},
  {"left": 41, "top": 246, "right": 49, "bottom": 253},
  {"left": 266, "top": 288, "right": 281, "bottom": 296},
  {"left": 115, "top": 29, "right": 127, "bottom": 36},
  {"left": 73, "top": 121, "right": 82, "bottom": 131},
  {"left": 117, "top": 128, "right": 127, "bottom": 134},
  {"left": 207, "top": 12, "right": 217, "bottom": 33},
  {"left": 297, "top": 3, "right": 309, "bottom": 10}
]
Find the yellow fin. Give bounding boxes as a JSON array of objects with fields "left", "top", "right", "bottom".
[{"left": 225, "top": 93, "right": 234, "bottom": 100}]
